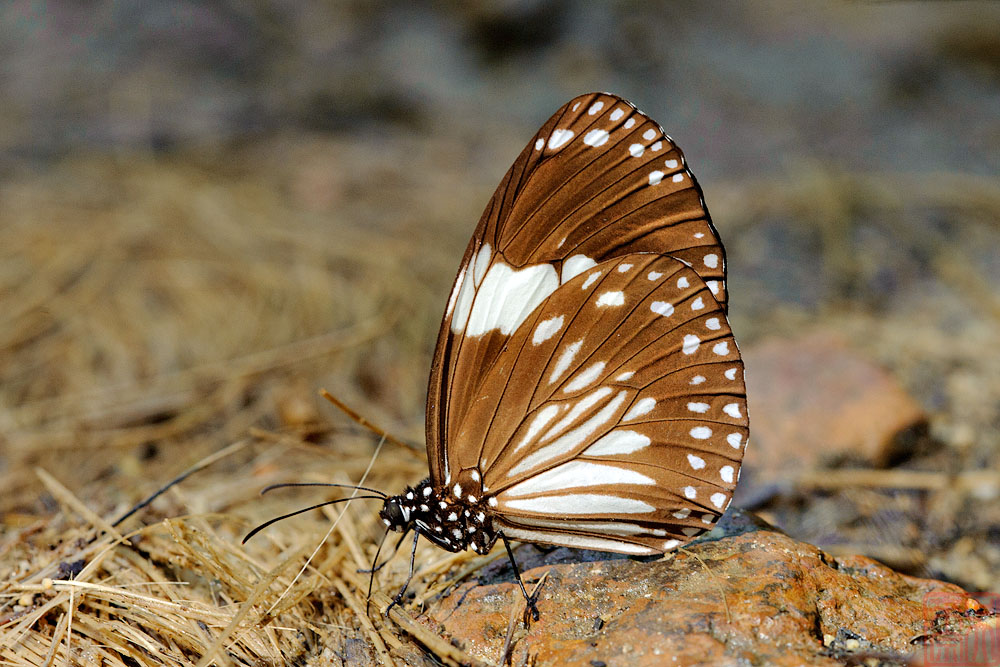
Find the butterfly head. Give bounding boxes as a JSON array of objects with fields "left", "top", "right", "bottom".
[{"left": 379, "top": 497, "right": 411, "bottom": 532}]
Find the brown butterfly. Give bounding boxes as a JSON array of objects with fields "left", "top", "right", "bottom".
[{"left": 250, "top": 93, "right": 748, "bottom": 623}]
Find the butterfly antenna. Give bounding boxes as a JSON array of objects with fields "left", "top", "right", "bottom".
[
  {"left": 261, "top": 481, "right": 387, "bottom": 498},
  {"left": 319, "top": 389, "right": 420, "bottom": 453},
  {"left": 242, "top": 496, "right": 384, "bottom": 544}
]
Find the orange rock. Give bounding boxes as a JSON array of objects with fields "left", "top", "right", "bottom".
[{"left": 418, "top": 523, "right": 975, "bottom": 666}]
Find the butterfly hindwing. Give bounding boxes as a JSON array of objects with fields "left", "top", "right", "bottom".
[
  {"left": 443, "top": 254, "right": 746, "bottom": 554},
  {"left": 427, "top": 93, "right": 729, "bottom": 487}
]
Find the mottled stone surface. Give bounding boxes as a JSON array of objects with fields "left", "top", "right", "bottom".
[{"left": 416, "top": 512, "right": 977, "bottom": 666}]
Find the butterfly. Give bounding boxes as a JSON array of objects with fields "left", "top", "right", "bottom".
[
  {"left": 247, "top": 92, "right": 748, "bottom": 624},
  {"left": 377, "top": 92, "right": 747, "bottom": 620}
]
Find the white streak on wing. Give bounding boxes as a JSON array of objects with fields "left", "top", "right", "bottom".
[
  {"left": 596, "top": 291, "right": 625, "bottom": 307},
  {"left": 465, "top": 262, "right": 559, "bottom": 336},
  {"left": 445, "top": 264, "right": 466, "bottom": 318},
  {"left": 504, "top": 493, "right": 654, "bottom": 515},
  {"left": 510, "top": 516, "right": 649, "bottom": 536},
  {"left": 584, "top": 429, "right": 650, "bottom": 456},
  {"left": 615, "top": 371, "right": 634, "bottom": 382},
  {"left": 622, "top": 397, "right": 656, "bottom": 421},
  {"left": 549, "top": 339, "right": 583, "bottom": 384},
  {"left": 505, "top": 461, "right": 655, "bottom": 497},
  {"left": 473, "top": 243, "right": 491, "bottom": 286},
  {"left": 562, "top": 254, "right": 598, "bottom": 283},
  {"left": 512, "top": 405, "right": 561, "bottom": 454},
  {"left": 542, "top": 387, "right": 611, "bottom": 442},
  {"left": 451, "top": 263, "right": 476, "bottom": 333},
  {"left": 501, "top": 526, "right": 655, "bottom": 554},
  {"left": 564, "top": 361, "right": 606, "bottom": 393},
  {"left": 510, "top": 390, "right": 626, "bottom": 475},
  {"left": 581, "top": 271, "right": 602, "bottom": 289},
  {"left": 533, "top": 315, "right": 564, "bottom": 345}
]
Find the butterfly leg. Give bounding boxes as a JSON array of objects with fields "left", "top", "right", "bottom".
[
  {"left": 384, "top": 529, "right": 420, "bottom": 618},
  {"left": 500, "top": 532, "right": 541, "bottom": 625}
]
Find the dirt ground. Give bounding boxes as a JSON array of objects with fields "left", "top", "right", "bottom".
[{"left": 1, "top": 3, "right": 998, "bottom": 665}]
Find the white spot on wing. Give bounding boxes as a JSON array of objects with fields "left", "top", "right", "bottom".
[
  {"left": 533, "top": 315, "right": 564, "bottom": 346},
  {"left": 665, "top": 159, "right": 678, "bottom": 168},
  {"left": 707, "top": 281, "right": 720, "bottom": 295},
  {"left": 643, "top": 128, "right": 656, "bottom": 140},
  {"left": 682, "top": 334, "right": 700, "bottom": 355},
  {"left": 588, "top": 101, "right": 604, "bottom": 115},
  {"left": 725, "top": 367, "right": 738, "bottom": 381},
  {"left": 596, "top": 291, "right": 625, "bottom": 307},
  {"left": 649, "top": 170, "right": 664, "bottom": 185},
  {"left": 704, "top": 253, "right": 719, "bottom": 269},
  {"left": 548, "top": 129, "right": 574, "bottom": 149},
  {"left": 505, "top": 461, "right": 655, "bottom": 497},
  {"left": 662, "top": 539, "right": 680, "bottom": 550},
  {"left": 727, "top": 433, "right": 743, "bottom": 449},
  {"left": 647, "top": 271, "right": 663, "bottom": 280},
  {"left": 720, "top": 466, "right": 735, "bottom": 483},
  {"left": 624, "top": 118, "right": 636, "bottom": 129},
  {"left": 673, "top": 173, "right": 685, "bottom": 183},
  {"left": 629, "top": 143, "right": 644, "bottom": 157},
  {"left": 610, "top": 108, "right": 625, "bottom": 121},
  {"left": 584, "top": 429, "right": 650, "bottom": 456},
  {"left": 617, "top": 263, "right": 633, "bottom": 273},
  {"left": 651, "top": 300, "right": 674, "bottom": 317},
  {"left": 690, "top": 426, "right": 712, "bottom": 440},
  {"left": 687, "top": 402, "right": 709, "bottom": 414},
  {"left": 684, "top": 486, "right": 697, "bottom": 499},
  {"left": 690, "top": 375, "right": 705, "bottom": 385},
  {"left": 691, "top": 296, "right": 705, "bottom": 311},
  {"left": 583, "top": 129, "right": 609, "bottom": 146},
  {"left": 562, "top": 254, "right": 598, "bottom": 283},
  {"left": 713, "top": 341, "right": 730, "bottom": 356},
  {"left": 549, "top": 339, "right": 584, "bottom": 384},
  {"left": 673, "top": 508, "right": 690, "bottom": 519},
  {"left": 706, "top": 317, "right": 721, "bottom": 330},
  {"left": 723, "top": 403, "right": 742, "bottom": 419},
  {"left": 534, "top": 138, "right": 544, "bottom": 150},
  {"left": 710, "top": 493, "right": 727, "bottom": 508},
  {"left": 563, "top": 361, "right": 606, "bottom": 393},
  {"left": 687, "top": 454, "right": 706, "bottom": 470},
  {"left": 677, "top": 276, "right": 690, "bottom": 289}
]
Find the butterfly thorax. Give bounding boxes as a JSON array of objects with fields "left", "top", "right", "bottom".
[{"left": 380, "top": 478, "right": 498, "bottom": 555}]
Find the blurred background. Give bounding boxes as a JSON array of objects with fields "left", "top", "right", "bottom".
[{"left": 2, "top": 0, "right": 999, "bottom": 622}]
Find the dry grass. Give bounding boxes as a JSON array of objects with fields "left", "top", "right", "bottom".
[{"left": 1, "top": 137, "right": 998, "bottom": 664}]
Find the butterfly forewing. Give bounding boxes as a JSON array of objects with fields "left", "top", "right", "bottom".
[
  {"left": 427, "top": 93, "right": 729, "bottom": 487},
  {"left": 440, "top": 254, "right": 745, "bottom": 554}
]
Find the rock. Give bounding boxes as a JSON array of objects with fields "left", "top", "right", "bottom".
[
  {"left": 414, "top": 512, "right": 978, "bottom": 666},
  {"left": 741, "top": 332, "right": 926, "bottom": 478}
]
